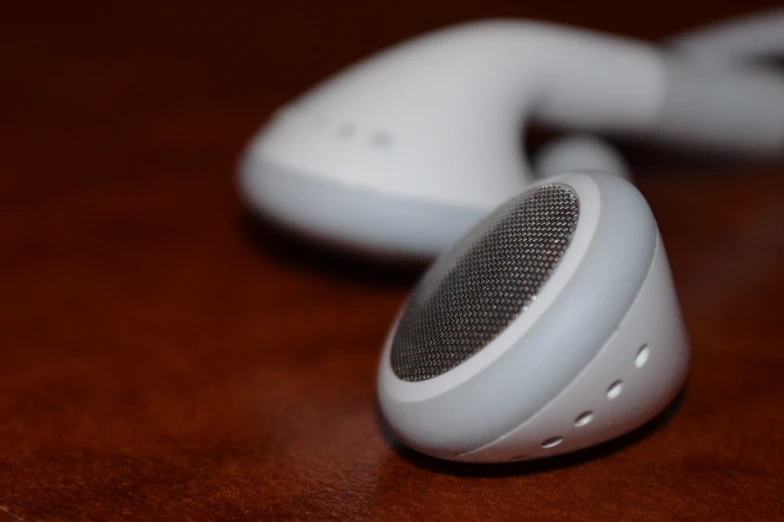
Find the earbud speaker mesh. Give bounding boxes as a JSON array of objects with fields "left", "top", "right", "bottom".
[{"left": 390, "top": 184, "right": 579, "bottom": 382}]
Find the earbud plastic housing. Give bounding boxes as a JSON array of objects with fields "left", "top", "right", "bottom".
[
  {"left": 239, "top": 19, "right": 784, "bottom": 261},
  {"left": 377, "top": 172, "right": 690, "bottom": 462}
]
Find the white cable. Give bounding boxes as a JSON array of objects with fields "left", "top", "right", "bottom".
[{"left": 669, "top": 8, "right": 784, "bottom": 64}]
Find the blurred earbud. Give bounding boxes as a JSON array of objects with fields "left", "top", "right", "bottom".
[
  {"left": 238, "top": 18, "right": 784, "bottom": 260},
  {"left": 533, "top": 134, "right": 630, "bottom": 180}
]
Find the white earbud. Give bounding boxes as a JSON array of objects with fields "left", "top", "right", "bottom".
[
  {"left": 377, "top": 171, "right": 689, "bottom": 462},
  {"left": 533, "top": 134, "right": 630, "bottom": 180},
  {"left": 238, "top": 19, "right": 784, "bottom": 260}
]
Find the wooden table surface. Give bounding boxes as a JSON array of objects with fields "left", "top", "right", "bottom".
[{"left": 2, "top": 1, "right": 783, "bottom": 520}]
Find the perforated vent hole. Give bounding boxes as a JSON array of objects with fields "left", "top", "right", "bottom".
[
  {"left": 370, "top": 131, "right": 392, "bottom": 147},
  {"left": 574, "top": 411, "right": 594, "bottom": 427},
  {"left": 337, "top": 123, "right": 355, "bottom": 138},
  {"left": 607, "top": 380, "right": 624, "bottom": 399},
  {"left": 635, "top": 344, "right": 650, "bottom": 368},
  {"left": 541, "top": 436, "right": 563, "bottom": 449}
]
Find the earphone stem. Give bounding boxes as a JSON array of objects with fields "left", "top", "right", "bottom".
[
  {"left": 653, "top": 57, "right": 784, "bottom": 158},
  {"left": 668, "top": 8, "right": 784, "bottom": 64},
  {"left": 532, "top": 134, "right": 630, "bottom": 181}
]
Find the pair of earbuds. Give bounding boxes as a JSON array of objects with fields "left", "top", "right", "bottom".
[{"left": 239, "top": 11, "right": 784, "bottom": 463}]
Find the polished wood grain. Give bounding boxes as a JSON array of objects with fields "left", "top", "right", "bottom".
[{"left": 1, "top": 1, "right": 783, "bottom": 519}]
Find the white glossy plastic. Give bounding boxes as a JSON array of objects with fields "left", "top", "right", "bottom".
[
  {"left": 376, "top": 172, "right": 690, "bottom": 461},
  {"left": 459, "top": 236, "right": 689, "bottom": 462},
  {"left": 670, "top": 8, "right": 784, "bottom": 64},
  {"left": 239, "top": 19, "right": 784, "bottom": 259},
  {"left": 532, "top": 134, "right": 630, "bottom": 180}
]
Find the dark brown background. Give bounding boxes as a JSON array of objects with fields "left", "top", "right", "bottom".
[{"left": 2, "top": 1, "right": 784, "bottom": 520}]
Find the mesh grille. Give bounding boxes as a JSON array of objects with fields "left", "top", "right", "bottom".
[{"left": 390, "top": 184, "right": 579, "bottom": 382}]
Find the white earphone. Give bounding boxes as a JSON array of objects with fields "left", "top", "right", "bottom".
[
  {"left": 378, "top": 171, "right": 688, "bottom": 462},
  {"left": 238, "top": 11, "right": 784, "bottom": 462},
  {"left": 239, "top": 13, "right": 784, "bottom": 261}
]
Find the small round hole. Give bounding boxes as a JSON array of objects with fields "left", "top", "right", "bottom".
[
  {"left": 635, "top": 344, "right": 650, "bottom": 368},
  {"left": 337, "top": 123, "right": 355, "bottom": 138},
  {"left": 370, "top": 130, "right": 392, "bottom": 148},
  {"left": 574, "top": 411, "right": 594, "bottom": 427},
  {"left": 541, "top": 436, "right": 563, "bottom": 448},
  {"left": 607, "top": 380, "right": 623, "bottom": 399}
]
